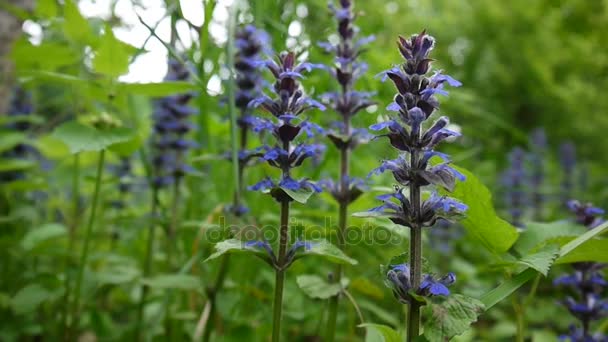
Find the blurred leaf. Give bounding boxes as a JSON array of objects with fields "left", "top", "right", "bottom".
[
  {"left": 295, "top": 240, "right": 358, "bottom": 265},
  {"left": 93, "top": 26, "right": 135, "bottom": 77},
  {"left": 513, "top": 221, "right": 586, "bottom": 255},
  {"left": 351, "top": 277, "right": 384, "bottom": 300},
  {"left": 0, "top": 133, "right": 26, "bottom": 153},
  {"left": 62, "top": 0, "right": 92, "bottom": 44},
  {"left": 21, "top": 223, "right": 67, "bottom": 252},
  {"left": 140, "top": 274, "right": 201, "bottom": 291},
  {"left": 52, "top": 121, "right": 134, "bottom": 154},
  {"left": 35, "top": 134, "right": 70, "bottom": 159},
  {"left": 516, "top": 244, "right": 560, "bottom": 276},
  {"left": 358, "top": 300, "right": 400, "bottom": 327},
  {"left": 11, "top": 284, "right": 60, "bottom": 315},
  {"left": 0, "top": 114, "right": 43, "bottom": 126},
  {"left": 118, "top": 82, "right": 198, "bottom": 96},
  {"left": 359, "top": 323, "right": 402, "bottom": 342},
  {"left": 11, "top": 41, "right": 79, "bottom": 71},
  {"left": 556, "top": 238, "right": 608, "bottom": 264},
  {"left": 441, "top": 164, "right": 519, "bottom": 253},
  {"left": 423, "top": 294, "right": 485, "bottom": 342},
  {"left": 296, "top": 274, "right": 349, "bottom": 299},
  {"left": 0, "top": 159, "right": 35, "bottom": 172},
  {"left": 35, "top": 0, "right": 57, "bottom": 18},
  {"left": 95, "top": 265, "right": 140, "bottom": 285}
]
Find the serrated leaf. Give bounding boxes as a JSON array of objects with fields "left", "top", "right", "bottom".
[
  {"left": 281, "top": 186, "right": 314, "bottom": 204},
  {"left": 296, "top": 275, "right": 349, "bottom": 299},
  {"left": 360, "top": 323, "right": 403, "bottom": 342},
  {"left": 21, "top": 223, "right": 67, "bottom": 252},
  {"left": 93, "top": 26, "right": 135, "bottom": 77},
  {"left": 296, "top": 240, "right": 357, "bottom": 265},
  {"left": 439, "top": 164, "right": 518, "bottom": 253},
  {"left": 140, "top": 274, "right": 201, "bottom": 291},
  {"left": 204, "top": 238, "right": 273, "bottom": 265},
  {"left": 516, "top": 244, "right": 559, "bottom": 276},
  {"left": 52, "top": 121, "right": 134, "bottom": 153},
  {"left": 423, "top": 294, "right": 485, "bottom": 342},
  {"left": 0, "top": 132, "right": 26, "bottom": 153},
  {"left": 118, "top": 81, "right": 197, "bottom": 97},
  {"left": 513, "top": 221, "right": 586, "bottom": 255},
  {"left": 11, "top": 284, "right": 61, "bottom": 315}
]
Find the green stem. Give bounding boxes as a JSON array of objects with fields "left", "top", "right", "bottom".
[
  {"left": 202, "top": 254, "right": 231, "bottom": 342},
  {"left": 272, "top": 200, "right": 290, "bottom": 342},
  {"left": 512, "top": 297, "right": 525, "bottom": 342},
  {"left": 135, "top": 187, "right": 158, "bottom": 341},
  {"left": 407, "top": 149, "right": 422, "bottom": 342},
  {"left": 164, "top": 178, "right": 181, "bottom": 337},
  {"left": 70, "top": 149, "right": 106, "bottom": 334},
  {"left": 61, "top": 153, "right": 79, "bottom": 338}
]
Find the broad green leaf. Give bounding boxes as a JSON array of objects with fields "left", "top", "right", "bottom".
[
  {"left": 516, "top": 244, "right": 560, "bottom": 276},
  {"left": 296, "top": 275, "right": 349, "bottom": 299},
  {"left": 0, "top": 132, "right": 26, "bottom": 153},
  {"left": 11, "top": 284, "right": 60, "bottom": 315},
  {"left": 52, "top": 121, "right": 134, "bottom": 154},
  {"left": 140, "top": 274, "right": 201, "bottom": 291},
  {"left": 21, "top": 223, "right": 67, "bottom": 252},
  {"left": 295, "top": 240, "right": 357, "bottom": 265},
  {"left": 556, "top": 238, "right": 608, "bottom": 264},
  {"left": 35, "top": 0, "right": 57, "bottom": 18},
  {"left": 358, "top": 300, "right": 400, "bottom": 327},
  {"left": 481, "top": 220, "right": 608, "bottom": 310},
  {"left": 513, "top": 221, "right": 586, "bottom": 255},
  {"left": 359, "top": 323, "right": 403, "bottom": 342},
  {"left": 441, "top": 165, "right": 518, "bottom": 253},
  {"left": 62, "top": 0, "right": 92, "bottom": 44},
  {"left": 93, "top": 26, "right": 135, "bottom": 77},
  {"left": 118, "top": 82, "right": 198, "bottom": 97},
  {"left": 281, "top": 186, "right": 314, "bottom": 204},
  {"left": 0, "top": 159, "right": 35, "bottom": 172},
  {"left": 423, "top": 294, "right": 485, "bottom": 342},
  {"left": 204, "top": 238, "right": 273, "bottom": 265},
  {"left": 351, "top": 277, "right": 385, "bottom": 300},
  {"left": 11, "top": 40, "right": 79, "bottom": 71},
  {"left": 0, "top": 114, "right": 43, "bottom": 127}
]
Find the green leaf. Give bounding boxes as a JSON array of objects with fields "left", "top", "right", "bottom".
[
  {"left": 11, "top": 284, "right": 60, "bottom": 315},
  {"left": 52, "top": 121, "right": 134, "bottom": 153},
  {"left": 281, "top": 186, "right": 314, "bottom": 204},
  {"left": 481, "top": 220, "right": 608, "bottom": 310},
  {"left": 204, "top": 238, "right": 273, "bottom": 265},
  {"left": 0, "top": 132, "right": 26, "bottom": 153},
  {"left": 359, "top": 323, "right": 403, "bottom": 342},
  {"left": 0, "top": 159, "right": 35, "bottom": 172},
  {"left": 93, "top": 26, "right": 135, "bottom": 77},
  {"left": 516, "top": 244, "right": 560, "bottom": 276},
  {"left": 556, "top": 238, "right": 608, "bottom": 264},
  {"left": 21, "top": 223, "right": 67, "bottom": 252},
  {"left": 62, "top": 0, "right": 92, "bottom": 44},
  {"left": 95, "top": 265, "right": 140, "bottom": 285},
  {"left": 440, "top": 164, "right": 519, "bottom": 253},
  {"left": 296, "top": 275, "right": 349, "bottom": 299},
  {"left": 35, "top": 0, "right": 58, "bottom": 18},
  {"left": 423, "top": 294, "right": 485, "bottom": 342},
  {"left": 295, "top": 240, "right": 358, "bottom": 265},
  {"left": 140, "top": 274, "right": 201, "bottom": 291},
  {"left": 513, "top": 221, "right": 586, "bottom": 255},
  {"left": 118, "top": 82, "right": 198, "bottom": 97}
]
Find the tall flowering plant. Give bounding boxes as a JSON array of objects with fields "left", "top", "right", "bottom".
[
  {"left": 362, "top": 31, "right": 466, "bottom": 340},
  {"left": 317, "top": 0, "right": 375, "bottom": 339},
  {"left": 247, "top": 51, "right": 326, "bottom": 342},
  {"left": 554, "top": 200, "right": 607, "bottom": 342}
]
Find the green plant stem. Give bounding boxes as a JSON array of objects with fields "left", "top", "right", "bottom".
[
  {"left": 70, "top": 149, "right": 106, "bottom": 335},
  {"left": 202, "top": 254, "right": 230, "bottom": 342},
  {"left": 135, "top": 187, "right": 158, "bottom": 341},
  {"left": 512, "top": 297, "right": 525, "bottom": 342},
  {"left": 61, "top": 153, "right": 79, "bottom": 338},
  {"left": 164, "top": 177, "right": 181, "bottom": 338},
  {"left": 272, "top": 199, "right": 290, "bottom": 342},
  {"left": 407, "top": 149, "right": 422, "bottom": 342},
  {"left": 325, "top": 118, "right": 351, "bottom": 342}
]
